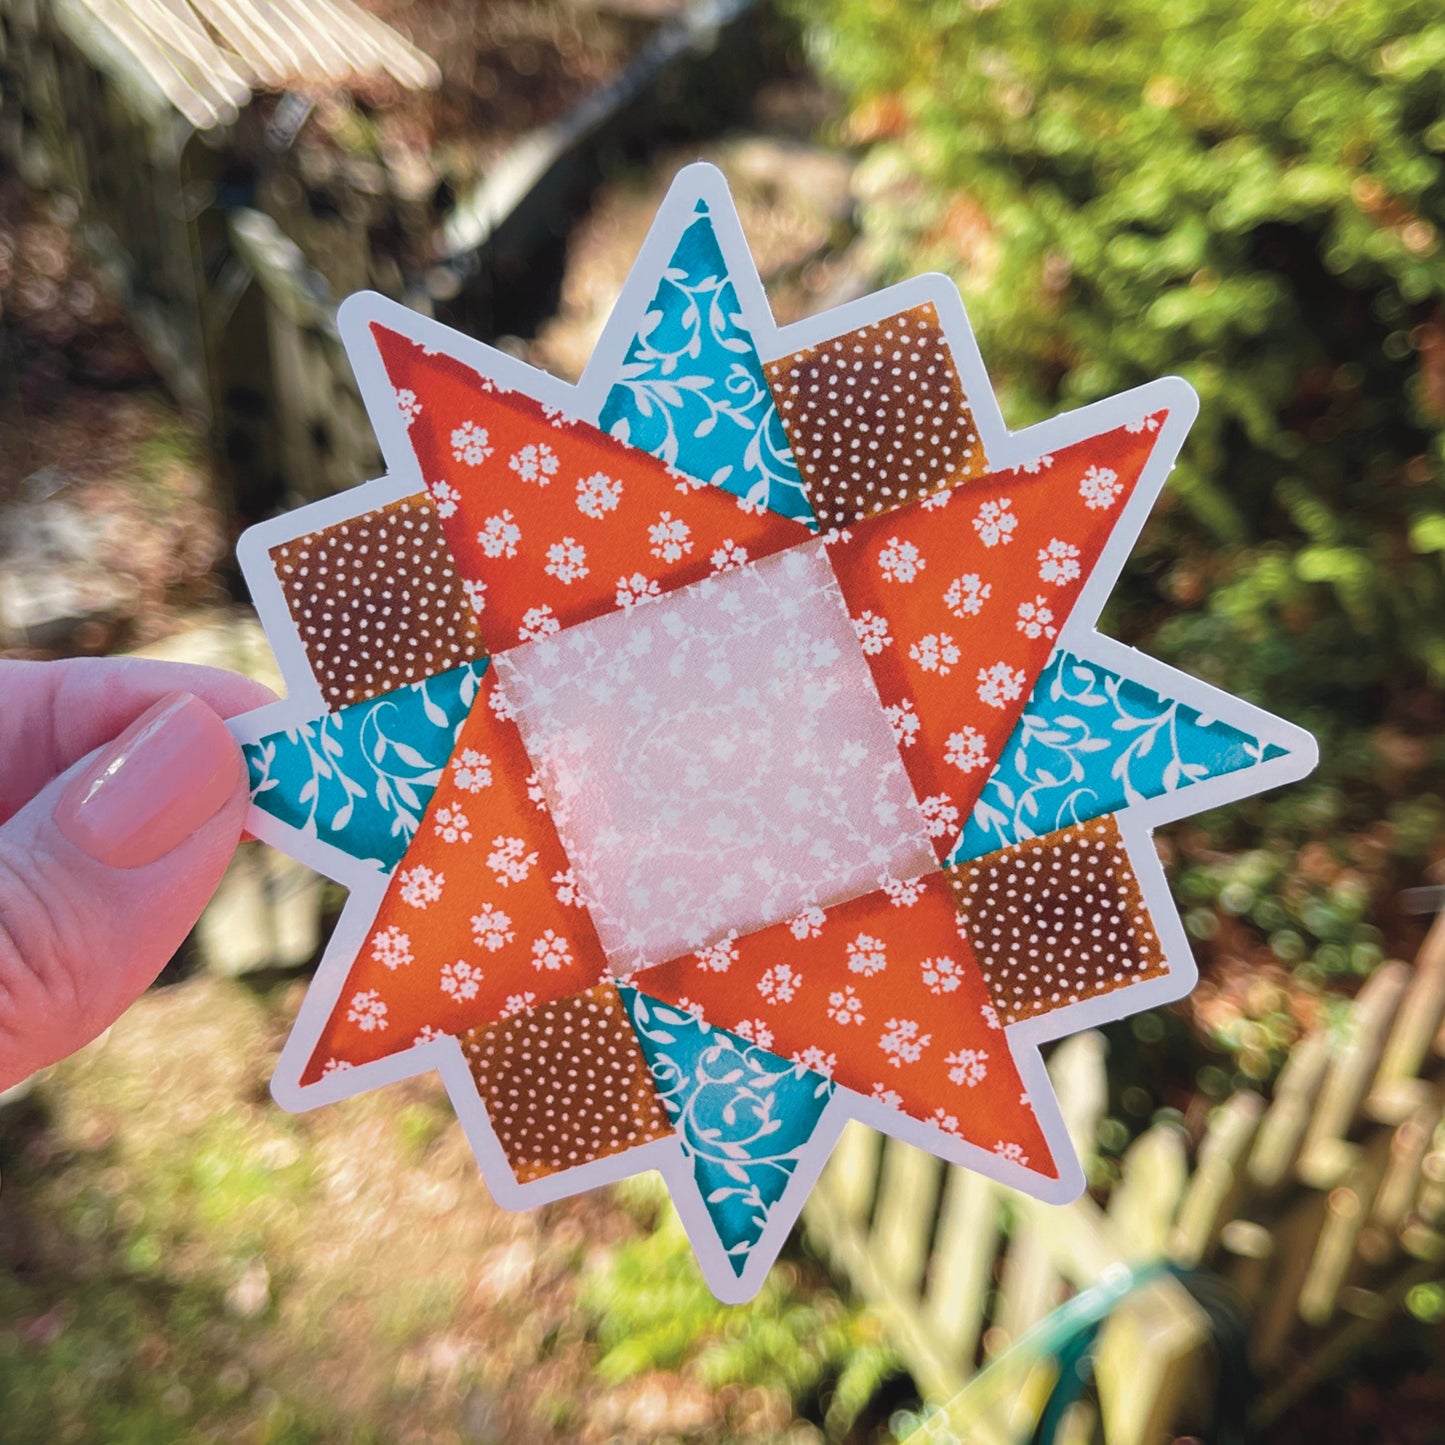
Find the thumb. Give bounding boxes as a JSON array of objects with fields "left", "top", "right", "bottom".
[{"left": 0, "top": 692, "right": 251, "bottom": 1088}]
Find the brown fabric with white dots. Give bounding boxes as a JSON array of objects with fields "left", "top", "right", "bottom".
[
  {"left": 763, "top": 302, "right": 988, "bottom": 529},
  {"left": 945, "top": 816, "right": 1167, "bottom": 1025},
  {"left": 460, "top": 984, "right": 673, "bottom": 1183},
  {"left": 270, "top": 493, "right": 485, "bottom": 708}
]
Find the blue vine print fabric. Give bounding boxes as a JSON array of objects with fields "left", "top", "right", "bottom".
[
  {"left": 620, "top": 988, "right": 833, "bottom": 1275},
  {"left": 598, "top": 201, "right": 815, "bottom": 527},
  {"left": 953, "top": 650, "right": 1285, "bottom": 864},
  {"left": 245, "top": 661, "right": 487, "bottom": 871}
]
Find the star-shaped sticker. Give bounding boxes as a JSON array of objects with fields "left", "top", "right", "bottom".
[{"left": 230, "top": 164, "right": 1316, "bottom": 1302}]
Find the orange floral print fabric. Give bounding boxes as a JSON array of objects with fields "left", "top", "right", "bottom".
[
  {"left": 301, "top": 669, "right": 610, "bottom": 1083},
  {"left": 636, "top": 873, "right": 1057, "bottom": 1178},
  {"left": 825, "top": 415, "right": 1169, "bottom": 851},
  {"left": 369, "top": 324, "right": 810, "bottom": 651}
]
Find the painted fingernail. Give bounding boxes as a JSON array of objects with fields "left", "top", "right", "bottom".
[{"left": 56, "top": 692, "right": 241, "bottom": 869}]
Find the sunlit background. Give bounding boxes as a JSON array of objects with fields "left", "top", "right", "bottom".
[{"left": 2, "top": 1, "right": 1444, "bottom": 1441}]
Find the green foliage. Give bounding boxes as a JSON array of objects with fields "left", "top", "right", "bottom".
[
  {"left": 793, "top": 0, "right": 1445, "bottom": 762},
  {"left": 0, "top": 1106, "right": 345, "bottom": 1445},
  {"left": 581, "top": 1184, "right": 897, "bottom": 1440},
  {"left": 1181, "top": 845, "right": 1384, "bottom": 979},
  {"left": 790, "top": 0, "right": 1445, "bottom": 1072}
]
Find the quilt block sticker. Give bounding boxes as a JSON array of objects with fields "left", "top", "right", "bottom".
[{"left": 230, "top": 164, "right": 1317, "bottom": 1302}]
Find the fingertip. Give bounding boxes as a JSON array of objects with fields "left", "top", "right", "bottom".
[{"left": 56, "top": 693, "right": 246, "bottom": 870}]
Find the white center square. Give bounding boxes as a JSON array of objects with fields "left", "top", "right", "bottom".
[{"left": 493, "top": 542, "right": 935, "bottom": 977}]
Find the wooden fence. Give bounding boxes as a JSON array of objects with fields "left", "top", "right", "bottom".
[
  {"left": 0, "top": 0, "right": 441, "bottom": 517},
  {"left": 0, "top": 0, "right": 775, "bottom": 521},
  {"left": 802, "top": 909, "right": 1445, "bottom": 1443}
]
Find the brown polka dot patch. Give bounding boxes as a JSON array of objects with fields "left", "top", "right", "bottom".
[
  {"left": 460, "top": 984, "right": 673, "bottom": 1183},
  {"left": 763, "top": 302, "right": 988, "bottom": 529},
  {"left": 270, "top": 493, "right": 485, "bottom": 708},
  {"left": 945, "top": 816, "right": 1168, "bottom": 1025}
]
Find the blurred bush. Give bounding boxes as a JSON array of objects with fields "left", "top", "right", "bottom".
[
  {"left": 581, "top": 1184, "right": 896, "bottom": 1440},
  {"left": 789, "top": 0, "right": 1445, "bottom": 1063}
]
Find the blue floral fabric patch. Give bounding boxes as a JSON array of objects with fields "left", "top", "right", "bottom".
[
  {"left": 953, "top": 651, "right": 1284, "bottom": 864},
  {"left": 598, "top": 201, "right": 814, "bottom": 527},
  {"left": 620, "top": 988, "right": 833, "bottom": 1275},
  {"left": 245, "top": 661, "right": 487, "bottom": 871}
]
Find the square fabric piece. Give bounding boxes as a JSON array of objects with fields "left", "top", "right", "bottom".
[
  {"left": 461, "top": 985, "right": 673, "bottom": 1182},
  {"left": 764, "top": 302, "right": 989, "bottom": 529},
  {"left": 270, "top": 493, "right": 485, "bottom": 708},
  {"left": 946, "top": 816, "right": 1168, "bottom": 1024},
  {"left": 494, "top": 543, "right": 936, "bottom": 976}
]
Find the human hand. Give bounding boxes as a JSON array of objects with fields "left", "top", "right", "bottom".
[{"left": 0, "top": 658, "right": 274, "bottom": 1089}]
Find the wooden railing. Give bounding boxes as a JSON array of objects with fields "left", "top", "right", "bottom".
[{"left": 802, "top": 911, "right": 1445, "bottom": 1443}]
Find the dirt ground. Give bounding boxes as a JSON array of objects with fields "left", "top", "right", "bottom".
[{"left": 0, "top": 972, "right": 886, "bottom": 1444}]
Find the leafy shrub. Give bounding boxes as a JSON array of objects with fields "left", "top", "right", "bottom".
[
  {"left": 581, "top": 1183, "right": 897, "bottom": 1440},
  {"left": 789, "top": 0, "right": 1445, "bottom": 1017}
]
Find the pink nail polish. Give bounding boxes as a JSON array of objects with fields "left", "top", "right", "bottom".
[{"left": 56, "top": 692, "right": 242, "bottom": 869}]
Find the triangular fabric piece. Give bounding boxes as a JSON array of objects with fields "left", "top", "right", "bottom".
[
  {"left": 635, "top": 874, "right": 1059, "bottom": 1181},
  {"left": 825, "top": 414, "right": 1170, "bottom": 848},
  {"left": 955, "top": 649, "right": 1287, "bottom": 863},
  {"left": 370, "top": 324, "right": 808, "bottom": 651},
  {"left": 619, "top": 988, "right": 834, "bottom": 1276},
  {"left": 245, "top": 662, "right": 486, "bottom": 871},
  {"left": 597, "top": 205, "right": 815, "bottom": 527}
]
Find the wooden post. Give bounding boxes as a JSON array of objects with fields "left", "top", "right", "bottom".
[
  {"left": 993, "top": 1035, "right": 1109, "bottom": 1349},
  {"left": 1248, "top": 1030, "right": 1332, "bottom": 1193},
  {"left": 1372, "top": 912, "right": 1445, "bottom": 1121},
  {"left": 1170, "top": 1090, "right": 1263, "bottom": 1267},
  {"left": 1109, "top": 1122, "right": 1188, "bottom": 1264},
  {"left": 922, "top": 1167, "right": 999, "bottom": 1373},
  {"left": 1299, "top": 962, "right": 1410, "bottom": 1188}
]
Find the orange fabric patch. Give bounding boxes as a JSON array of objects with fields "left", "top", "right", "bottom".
[
  {"left": 460, "top": 984, "right": 674, "bottom": 1182},
  {"left": 825, "top": 416, "right": 1168, "bottom": 850},
  {"left": 270, "top": 493, "right": 485, "bottom": 708},
  {"left": 946, "top": 816, "right": 1168, "bottom": 1025},
  {"left": 637, "top": 873, "right": 1057, "bottom": 1178},
  {"left": 764, "top": 303, "right": 988, "bottom": 528},
  {"left": 369, "top": 325, "right": 809, "bottom": 651},
  {"left": 301, "top": 669, "right": 610, "bottom": 1083}
]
